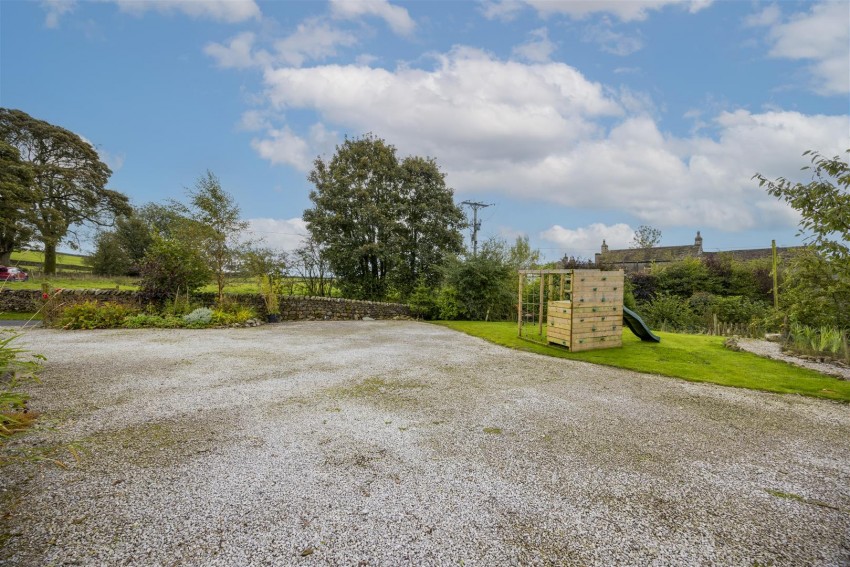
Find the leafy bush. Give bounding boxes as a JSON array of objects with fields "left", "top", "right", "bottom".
[
  {"left": 639, "top": 294, "right": 699, "bottom": 332},
  {"left": 139, "top": 237, "right": 211, "bottom": 305},
  {"left": 123, "top": 313, "right": 185, "bottom": 328},
  {"left": 58, "top": 301, "right": 137, "bottom": 330},
  {"left": 210, "top": 307, "right": 256, "bottom": 326},
  {"left": 0, "top": 331, "right": 44, "bottom": 440},
  {"left": 628, "top": 271, "right": 658, "bottom": 302},
  {"left": 408, "top": 279, "right": 439, "bottom": 320},
  {"left": 183, "top": 307, "right": 213, "bottom": 327},
  {"left": 654, "top": 258, "right": 711, "bottom": 298}
]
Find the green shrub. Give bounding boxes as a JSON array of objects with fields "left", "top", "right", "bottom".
[
  {"left": 183, "top": 307, "right": 213, "bottom": 327},
  {"left": 639, "top": 294, "right": 699, "bottom": 332},
  {"left": 0, "top": 331, "right": 44, "bottom": 440},
  {"left": 408, "top": 280, "right": 439, "bottom": 320},
  {"left": 210, "top": 307, "right": 255, "bottom": 326},
  {"left": 59, "top": 301, "right": 137, "bottom": 330},
  {"left": 123, "top": 313, "right": 185, "bottom": 328},
  {"left": 788, "top": 323, "right": 849, "bottom": 362}
]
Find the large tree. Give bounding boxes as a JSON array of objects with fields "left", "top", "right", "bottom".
[
  {"left": 395, "top": 156, "right": 465, "bottom": 295},
  {"left": 303, "top": 135, "right": 465, "bottom": 300},
  {"left": 0, "top": 141, "right": 34, "bottom": 264},
  {"left": 304, "top": 135, "right": 404, "bottom": 300},
  {"left": 0, "top": 108, "right": 130, "bottom": 274}
]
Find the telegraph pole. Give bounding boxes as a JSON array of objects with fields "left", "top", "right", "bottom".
[{"left": 461, "top": 201, "right": 493, "bottom": 256}]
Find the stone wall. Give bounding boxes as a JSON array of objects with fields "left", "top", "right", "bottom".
[{"left": 0, "top": 289, "right": 410, "bottom": 321}]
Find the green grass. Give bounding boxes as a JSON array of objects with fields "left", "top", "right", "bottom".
[
  {"left": 433, "top": 321, "right": 850, "bottom": 403},
  {"left": 0, "top": 312, "right": 42, "bottom": 321},
  {"left": 10, "top": 250, "right": 89, "bottom": 267},
  {"left": 4, "top": 274, "right": 138, "bottom": 291}
]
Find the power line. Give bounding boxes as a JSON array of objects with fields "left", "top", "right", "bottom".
[{"left": 461, "top": 201, "right": 493, "bottom": 256}]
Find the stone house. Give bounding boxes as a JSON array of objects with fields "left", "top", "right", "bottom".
[{"left": 594, "top": 231, "right": 799, "bottom": 273}]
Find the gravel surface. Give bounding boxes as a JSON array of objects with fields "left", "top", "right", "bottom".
[
  {"left": 737, "top": 338, "right": 850, "bottom": 380},
  {"left": 2, "top": 321, "right": 849, "bottom": 566}
]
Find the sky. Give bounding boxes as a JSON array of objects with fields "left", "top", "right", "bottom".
[{"left": 1, "top": 0, "right": 848, "bottom": 261}]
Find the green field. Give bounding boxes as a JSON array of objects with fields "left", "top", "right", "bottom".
[
  {"left": 10, "top": 250, "right": 90, "bottom": 267},
  {"left": 434, "top": 321, "right": 850, "bottom": 403}
]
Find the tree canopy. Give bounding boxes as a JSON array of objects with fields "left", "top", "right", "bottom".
[
  {"left": 630, "top": 225, "right": 662, "bottom": 249},
  {"left": 0, "top": 141, "right": 34, "bottom": 264},
  {"left": 0, "top": 108, "right": 130, "bottom": 274},
  {"left": 304, "top": 134, "right": 464, "bottom": 300}
]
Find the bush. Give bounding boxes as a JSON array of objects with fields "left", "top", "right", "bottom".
[
  {"left": 639, "top": 294, "right": 699, "bottom": 332},
  {"left": 408, "top": 280, "right": 439, "bottom": 320},
  {"left": 788, "top": 323, "right": 849, "bottom": 362},
  {"left": 183, "top": 307, "right": 213, "bottom": 327},
  {"left": 210, "top": 306, "right": 256, "bottom": 326},
  {"left": 654, "top": 258, "right": 710, "bottom": 298},
  {"left": 628, "top": 271, "right": 658, "bottom": 302},
  {"left": 58, "top": 301, "right": 137, "bottom": 330},
  {"left": 139, "top": 237, "right": 211, "bottom": 305},
  {"left": 0, "top": 331, "right": 44, "bottom": 440},
  {"left": 123, "top": 313, "right": 185, "bottom": 329}
]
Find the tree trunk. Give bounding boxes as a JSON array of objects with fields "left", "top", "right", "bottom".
[
  {"left": 0, "top": 250, "right": 11, "bottom": 265},
  {"left": 44, "top": 241, "right": 58, "bottom": 275}
]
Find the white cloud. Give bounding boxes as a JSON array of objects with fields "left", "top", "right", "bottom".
[
  {"left": 275, "top": 19, "right": 359, "bottom": 67},
  {"left": 484, "top": 0, "right": 712, "bottom": 22},
  {"left": 751, "top": 1, "right": 849, "bottom": 95},
  {"left": 243, "top": 218, "right": 309, "bottom": 252},
  {"left": 329, "top": 0, "right": 415, "bottom": 36},
  {"left": 204, "top": 20, "right": 358, "bottom": 70},
  {"left": 112, "top": 0, "right": 260, "bottom": 23},
  {"left": 512, "top": 27, "right": 556, "bottom": 62},
  {"left": 251, "top": 48, "right": 848, "bottom": 232},
  {"left": 250, "top": 123, "right": 338, "bottom": 171},
  {"left": 479, "top": 0, "right": 525, "bottom": 21},
  {"left": 204, "top": 32, "right": 271, "bottom": 69},
  {"left": 42, "top": 0, "right": 76, "bottom": 28},
  {"left": 540, "top": 223, "right": 635, "bottom": 256},
  {"left": 582, "top": 23, "right": 644, "bottom": 55}
]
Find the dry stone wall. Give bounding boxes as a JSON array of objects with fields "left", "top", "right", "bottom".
[{"left": 0, "top": 289, "right": 410, "bottom": 321}]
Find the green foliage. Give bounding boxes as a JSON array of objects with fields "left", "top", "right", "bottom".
[
  {"left": 781, "top": 247, "right": 850, "bottom": 330},
  {"left": 173, "top": 171, "right": 249, "bottom": 302},
  {"left": 788, "top": 323, "right": 849, "bottom": 362},
  {"left": 435, "top": 321, "right": 850, "bottom": 402},
  {"left": 243, "top": 246, "right": 287, "bottom": 314},
  {"left": 139, "top": 237, "right": 211, "bottom": 304},
  {"left": 507, "top": 235, "right": 541, "bottom": 270},
  {"left": 630, "top": 225, "right": 662, "bottom": 249},
  {"left": 654, "top": 258, "right": 710, "bottom": 298},
  {"left": 407, "top": 279, "right": 440, "bottom": 320},
  {"left": 0, "top": 108, "right": 131, "bottom": 274},
  {"left": 123, "top": 313, "right": 185, "bottom": 329},
  {"left": 0, "top": 140, "right": 35, "bottom": 264},
  {"left": 209, "top": 306, "right": 256, "bottom": 326},
  {"left": 58, "top": 301, "right": 137, "bottom": 330},
  {"left": 89, "top": 231, "right": 131, "bottom": 276},
  {"left": 442, "top": 240, "right": 514, "bottom": 321},
  {"left": 304, "top": 134, "right": 464, "bottom": 300},
  {"left": 755, "top": 150, "right": 850, "bottom": 266},
  {"left": 0, "top": 331, "right": 44, "bottom": 439},
  {"left": 639, "top": 293, "right": 699, "bottom": 332},
  {"left": 183, "top": 307, "right": 213, "bottom": 326}
]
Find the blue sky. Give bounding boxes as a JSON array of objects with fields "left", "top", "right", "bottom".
[{"left": 1, "top": 0, "right": 848, "bottom": 260}]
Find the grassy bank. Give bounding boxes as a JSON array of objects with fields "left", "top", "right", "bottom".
[{"left": 433, "top": 321, "right": 850, "bottom": 403}]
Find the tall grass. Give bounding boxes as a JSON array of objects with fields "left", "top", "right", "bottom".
[{"left": 788, "top": 323, "right": 849, "bottom": 363}]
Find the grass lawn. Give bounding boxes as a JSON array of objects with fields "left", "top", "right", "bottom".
[
  {"left": 0, "top": 312, "right": 42, "bottom": 320},
  {"left": 4, "top": 275, "right": 139, "bottom": 291},
  {"left": 434, "top": 321, "right": 850, "bottom": 403},
  {"left": 10, "top": 250, "right": 89, "bottom": 267}
]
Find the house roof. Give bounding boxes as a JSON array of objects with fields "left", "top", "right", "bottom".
[{"left": 597, "top": 244, "right": 701, "bottom": 264}]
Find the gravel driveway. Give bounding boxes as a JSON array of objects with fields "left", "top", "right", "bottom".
[{"left": 2, "top": 321, "right": 849, "bottom": 566}]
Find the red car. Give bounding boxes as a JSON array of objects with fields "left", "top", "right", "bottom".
[{"left": 0, "top": 266, "right": 28, "bottom": 282}]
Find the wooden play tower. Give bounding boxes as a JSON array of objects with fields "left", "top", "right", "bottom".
[{"left": 518, "top": 269, "right": 625, "bottom": 352}]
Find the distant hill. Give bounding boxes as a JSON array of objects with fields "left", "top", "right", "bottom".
[{"left": 9, "top": 250, "right": 92, "bottom": 272}]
